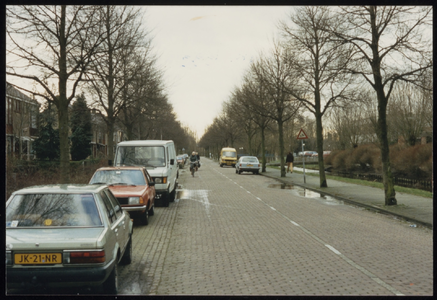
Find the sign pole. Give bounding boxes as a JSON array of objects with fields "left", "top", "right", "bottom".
[
  {"left": 302, "top": 139, "right": 306, "bottom": 183},
  {"left": 297, "top": 128, "right": 308, "bottom": 184}
]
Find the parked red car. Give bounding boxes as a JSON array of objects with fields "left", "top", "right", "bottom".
[{"left": 89, "top": 166, "right": 156, "bottom": 225}]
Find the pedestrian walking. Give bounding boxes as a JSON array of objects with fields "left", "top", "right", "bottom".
[{"left": 286, "top": 151, "right": 294, "bottom": 173}]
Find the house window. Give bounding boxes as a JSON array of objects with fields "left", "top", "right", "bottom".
[
  {"left": 15, "top": 100, "right": 21, "bottom": 112},
  {"left": 31, "top": 114, "right": 37, "bottom": 129},
  {"left": 7, "top": 98, "right": 13, "bottom": 125}
]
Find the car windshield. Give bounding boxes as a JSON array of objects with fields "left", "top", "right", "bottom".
[
  {"left": 223, "top": 151, "right": 236, "bottom": 157},
  {"left": 242, "top": 157, "right": 258, "bottom": 163},
  {"left": 6, "top": 193, "right": 102, "bottom": 227},
  {"left": 115, "top": 146, "right": 166, "bottom": 168},
  {"left": 90, "top": 170, "right": 146, "bottom": 185}
]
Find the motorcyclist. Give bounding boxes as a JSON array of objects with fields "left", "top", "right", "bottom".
[
  {"left": 189, "top": 151, "right": 198, "bottom": 174},
  {"left": 190, "top": 151, "right": 197, "bottom": 163}
]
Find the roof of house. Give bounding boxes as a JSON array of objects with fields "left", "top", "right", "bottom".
[{"left": 6, "top": 82, "right": 39, "bottom": 106}]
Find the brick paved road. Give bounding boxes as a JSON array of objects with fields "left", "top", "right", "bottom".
[
  {"left": 118, "top": 158, "right": 433, "bottom": 296},
  {"left": 9, "top": 158, "right": 431, "bottom": 295}
]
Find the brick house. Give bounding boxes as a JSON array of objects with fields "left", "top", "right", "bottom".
[
  {"left": 6, "top": 82, "right": 40, "bottom": 160},
  {"left": 90, "top": 108, "right": 127, "bottom": 159}
]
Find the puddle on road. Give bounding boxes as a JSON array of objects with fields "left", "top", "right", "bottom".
[
  {"left": 176, "top": 189, "right": 211, "bottom": 217},
  {"left": 267, "top": 183, "right": 343, "bottom": 205},
  {"left": 268, "top": 183, "right": 294, "bottom": 189}
]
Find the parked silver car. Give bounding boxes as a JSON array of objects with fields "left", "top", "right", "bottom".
[
  {"left": 235, "top": 156, "right": 260, "bottom": 174},
  {"left": 6, "top": 184, "right": 134, "bottom": 294}
]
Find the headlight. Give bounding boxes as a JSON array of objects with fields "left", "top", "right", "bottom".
[
  {"left": 128, "top": 197, "right": 141, "bottom": 204},
  {"left": 154, "top": 177, "right": 167, "bottom": 184}
]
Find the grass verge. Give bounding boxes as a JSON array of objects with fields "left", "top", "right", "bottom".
[{"left": 268, "top": 166, "right": 432, "bottom": 198}]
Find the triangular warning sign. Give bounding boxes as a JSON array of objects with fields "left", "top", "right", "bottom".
[{"left": 296, "top": 128, "right": 308, "bottom": 140}]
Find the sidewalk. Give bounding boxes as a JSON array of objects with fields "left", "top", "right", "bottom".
[{"left": 261, "top": 166, "right": 433, "bottom": 229}]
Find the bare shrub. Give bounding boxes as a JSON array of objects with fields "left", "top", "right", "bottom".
[
  {"left": 324, "top": 150, "right": 338, "bottom": 165},
  {"left": 332, "top": 149, "right": 353, "bottom": 171},
  {"left": 6, "top": 159, "right": 108, "bottom": 199},
  {"left": 391, "top": 143, "right": 433, "bottom": 178}
]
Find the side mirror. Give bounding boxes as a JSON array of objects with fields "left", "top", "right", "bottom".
[
  {"left": 149, "top": 181, "right": 155, "bottom": 187},
  {"left": 170, "top": 159, "right": 175, "bottom": 165}
]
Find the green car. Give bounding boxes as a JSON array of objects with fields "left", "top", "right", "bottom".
[{"left": 6, "top": 184, "right": 134, "bottom": 294}]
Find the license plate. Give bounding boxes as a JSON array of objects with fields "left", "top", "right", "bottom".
[
  {"left": 227, "top": 162, "right": 232, "bottom": 165},
  {"left": 15, "top": 253, "right": 62, "bottom": 265},
  {"left": 247, "top": 164, "right": 253, "bottom": 167}
]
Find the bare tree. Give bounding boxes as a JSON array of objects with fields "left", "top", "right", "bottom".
[
  {"left": 240, "top": 70, "right": 272, "bottom": 172},
  {"left": 388, "top": 81, "right": 432, "bottom": 146},
  {"left": 85, "top": 6, "right": 150, "bottom": 162},
  {"left": 118, "top": 56, "right": 163, "bottom": 140},
  {"left": 250, "top": 45, "right": 302, "bottom": 177},
  {"left": 7, "top": 5, "right": 105, "bottom": 182},
  {"left": 327, "top": 95, "right": 377, "bottom": 150},
  {"left": 279, "top": 6, "right": 356, "bottom": 187},
  {"left": 332, "top": 6, "right": 432, "bottom": 205},
  {"left": 228, "top": 87, "right": 258, "bottom": 156}
]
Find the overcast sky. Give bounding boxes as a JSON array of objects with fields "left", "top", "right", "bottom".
[{"left": 143, "top": 6, "right": 291, "bottom": 139}]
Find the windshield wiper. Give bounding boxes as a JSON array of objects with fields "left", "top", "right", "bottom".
[{"left": 91, "top": 182, "right": 108, "bottom": 185}]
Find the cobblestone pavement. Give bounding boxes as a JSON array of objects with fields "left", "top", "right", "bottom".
[
  {"left": 118, "top": 158, "right": 432, "bottom": 296},
  {"left": 10, "top": 158, "right": 432, "bottom": 296}
]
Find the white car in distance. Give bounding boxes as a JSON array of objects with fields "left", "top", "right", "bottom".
[{"left": 236, "top": 156, "right": 260, "bottom": 175}]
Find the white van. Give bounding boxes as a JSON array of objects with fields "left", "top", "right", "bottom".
[{"left": 114, "top": 140, "right": 178, "bottom": 207}]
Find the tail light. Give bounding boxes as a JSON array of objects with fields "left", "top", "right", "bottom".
[{"left": 69, "top": 250, "right": 105, "bottom": 263}]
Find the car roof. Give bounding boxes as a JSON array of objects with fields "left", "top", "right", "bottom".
[
  {"left": 240, "top": 156, "right": 258, "bottom": 159},
  {"left": 117, "top": 140, "right": 173, "bottom": 146},
  {"left": 12, "top": 184, "right": 107, "bottom": 195}
]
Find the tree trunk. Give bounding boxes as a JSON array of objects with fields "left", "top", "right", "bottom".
[
  {"left": 247, "top": 127, "right": 253, "bottom": 155},
  {"left": 261, "top": 126, "right": 266, "bottom": 172},
  {"left": 58, "top": 5, "right": 69, "bottom": 183},
  {"left": 369, "top": 7, "right": 397, "bottom": 205},
  {"left": 316, "top": 112, "right": 327, "bottom": 187},
  {"left": 107, "top": 117, "right": 115, "bottom": 162},
  {"left": 278, "top": 119, "right": 286, "bottom": 177},
  {"left": 377, "top": 97, "right": 397, "bottom": 205}
]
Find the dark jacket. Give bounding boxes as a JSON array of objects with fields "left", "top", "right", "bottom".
[
  {"left": 190, "top": 155, "right": 197, "bottom": 162},
  {"left": 286, "top": 152, "right": 294, "bottom": 163}
]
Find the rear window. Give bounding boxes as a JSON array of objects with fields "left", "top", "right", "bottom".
[
  {"left": 90, "top": 170, "right": 146, "bottom": 185},
  {"left": 242, "top": 157, "right": 258, "bottom": 163},
  {"left": 6, "top": 194, "right": 102, "bottom": 227}
]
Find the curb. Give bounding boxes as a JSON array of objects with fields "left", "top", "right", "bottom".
[{"left": 260, "top": 173, "right": 433, "bottom": 230}]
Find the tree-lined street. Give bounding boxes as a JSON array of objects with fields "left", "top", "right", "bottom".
[{"left": 11, "top": 158, "right": 431, "bottom": 295}]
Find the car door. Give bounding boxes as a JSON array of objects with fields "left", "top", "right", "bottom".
[
  {"left": 100, "top": 190, "right": 128, "bottom": 256},
  {"left": 166, "top": 144, "right": 175, "bottom": 191},
  {"left": 143, "top": 169, "right": 155, "bottom": 206}
]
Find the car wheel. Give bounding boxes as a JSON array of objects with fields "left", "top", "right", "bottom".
[
  {"left": 169, "top": 187, "right": 176, "bottom": 202},
  {"left": 121, "top": 236, "right": 132, "bottom": 265},
  {"left": 163, "top": 193, "right": 170, "bottom": 207},
  {"left": 103, "top": 259, "right": 118, "bottom": 294},
  {"left": 238, "top": 170, "right": 242, "bottom": 174},
  {"left": 235, "top": 169, "right": 238, "bottom": 173},
  {"left": 149, "top": 204, "right": 154, "bottom": 216},
  {"left": 140, "top": 209, "right": 149, "bottom": 225}
]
